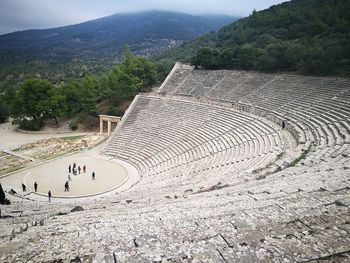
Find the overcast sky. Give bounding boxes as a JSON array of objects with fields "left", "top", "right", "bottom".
[{"left": 0, "top": 0, "right": 288, "bottom": 35}]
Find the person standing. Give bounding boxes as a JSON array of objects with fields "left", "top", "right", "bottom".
[
  {"left": 48, "top": 190, "right": 52, "bottom": 202},
  {"left": 78, "top": 166, "right": 81, "bottom": 174},
  {"left": 68, "top": 164, "right": 71, "bottom": 174},
  {"left": 68, "top": 174, "right": 72, "bottom": 181},
  {"left": 34, "top": 181, "right": 38, "bottom": 192},
  {"left": 22, "top": 183, "right": 26, "bottom": 192},
  {"left": 92, "top": 171, "right": 95, "bottom": 180},
  {"left": 83, "top": 165, "right": 86, "bottom": 173}
]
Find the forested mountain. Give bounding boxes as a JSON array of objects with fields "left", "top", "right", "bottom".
[
  {"left": 0, "top": 11, "right": 236, "bottom": 91},
  {"left": 0, "top": 11, "right": 234, "bottom": 54},
  {"left": 162, "top": 0, "right": 350, "bottom": 76}
]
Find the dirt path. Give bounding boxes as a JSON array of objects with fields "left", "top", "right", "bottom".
[{"left": 0, "top": 121, "right": 91, "bottom": 150}]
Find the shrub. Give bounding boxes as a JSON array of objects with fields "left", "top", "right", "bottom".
[
  {"left": 106, "top": 106, "right": 124, "bottom": 117},
  {"left": 69, "top": 119, "right": 79, "bottom": 131},
  {"left": 73, "top": 113, "right": 99, "bottom": 130},
  {"left": 18, "top": 119, "right": 44, "bottom": 131},
  {"left": 84, "top": 115, "right": 99, "bottom": 130}
]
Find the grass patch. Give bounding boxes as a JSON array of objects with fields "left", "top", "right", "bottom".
[
  {"left": 41, "top": 150, "right": 75, "bottom": 161},
  {"left": 10, "top": 148, "right": 22, "bottom": 152},
  {"left": 61, "top": 135, "right": 85, "bottom": 141},
  {"left": 0, "top": 164, "right": 27, "bottom": 176},
  {"left": 290, "top": 143, "right": 312, "bottom": 166}
]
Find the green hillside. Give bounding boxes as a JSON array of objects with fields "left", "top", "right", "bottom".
[{"left": 161, "top": 0, "right": 350, "bottom": 76}]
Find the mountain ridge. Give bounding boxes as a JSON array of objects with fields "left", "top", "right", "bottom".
[
  {"left": 0, "top": 11, "right": 236, "bottom": 49},
  {"left": 0, "top": 10, "right": 238, "bottom": 90}
]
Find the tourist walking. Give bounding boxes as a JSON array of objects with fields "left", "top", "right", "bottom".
[
  {"left": 34, "top": 181, "right": 38, "bottom": 192},
  {"left": 282, "top": 120, "right": 286, "bottom": 130},
  {"left": 92, "top": 171, "right": 95, "bottom": 180},
  {"left": 64, "top": 181, "right": 69, "bottom": 192},
  {"left": 48, "top": 190, "right": 52, "bottom": 202},
  {"left": 68, "top": 164, "right": 71, "bottom": 173},
  {"left": 22, "top": 183, "right": 26, "bottom": 192},
  {"left": 78, "top": 166, "right": 81, "bottom": 174},
  {"left": 83, "top": 165, "right": 86, "bottom": 173},
  {"left": 68, "top": 174, "right": 72, "bottom": 181}
]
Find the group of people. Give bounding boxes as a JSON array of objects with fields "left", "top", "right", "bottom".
[
  {"left": 20, "top": 181, "right": 51, "bottom": 201},
  {"left": 69, "top": 163, "right": 86, "bottom": 175},
  {"left": 21, "top": 181, "right": 38, "bottom": 193},
  {"left": 68, "top": 163, "right": 96, "bottom": 180},
  {"left": 64, "top": 163, "right": 96, "bottom": 193},
  {"left": 16, "top": 163, "right": 97, "bottom": 202}
]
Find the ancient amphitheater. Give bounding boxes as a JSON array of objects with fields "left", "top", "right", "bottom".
[{"left": 1, "top": 63, "right": 350, "bottom": 262}]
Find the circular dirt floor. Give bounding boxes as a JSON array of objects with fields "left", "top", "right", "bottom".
[{"left": 4, "top": 152, "right": 128, "bottom": 198}]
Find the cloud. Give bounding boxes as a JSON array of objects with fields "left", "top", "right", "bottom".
[
  {"left": 0, "top": 0, "right": 288, "bottom": 34},
  {"left": 0, "top": 0, "right": 104, "bottom": 34}
]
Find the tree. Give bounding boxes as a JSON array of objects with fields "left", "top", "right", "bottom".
[
  {"left": 238, "top": 46, "right": 256, "bottom": 69},
  {"left": 132, "top": 56, "right": 157, "bottom": 92},
  {"left": 80, "top": 75, "right": 98, "bottom": 115},
  {"left": 191, "top": 47, "right": 219, "bottom": 69},
  {"left": 112, "top": 68, "right": 137, "bottom": 101},
  {"left": 155, "top": 59, "right": 175, "bottom": 84},
  {"left": 62, "top": 81, "right": 81, "bottom": 117},
  {"left": 123, "top": 44, "right": 133, "bottom": 74},
  {"left": 265, "top": 42, "right": 289, "bottom": 69},
  {"left": 101, "top": 46, "right": 156, "bottom": 103},
  {"left": 11, "top": 78, "right": 66, "bottom": 129},
  {"left": 44, "top": 87, "right": 67, "bottom": 124},
  {"left": 255, "top": 48, "right": 275, "bottom": 71},
  {"left": 98, "top": 74, "right": 112, "bottom": 101},
  {"left": 219, "top": 48, "right": 239, "bottom": 69},
  {"left": 0, "top": 96, "right": 10, "bottom": 123}
]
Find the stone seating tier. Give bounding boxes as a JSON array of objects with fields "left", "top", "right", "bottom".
[
  {"left": 161, "top": 64, "right": 350, "bottom": 166},
  {"left": 103, "top": 96, "right": 288, "bottom": 181}
]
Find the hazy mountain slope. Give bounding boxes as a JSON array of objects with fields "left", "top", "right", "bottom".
[
  {"left": 0, "top": 11, "right": 237, "bottom": 91},
  {"left": 0, "top": 11, "right": 235, "bottom": 59}
]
